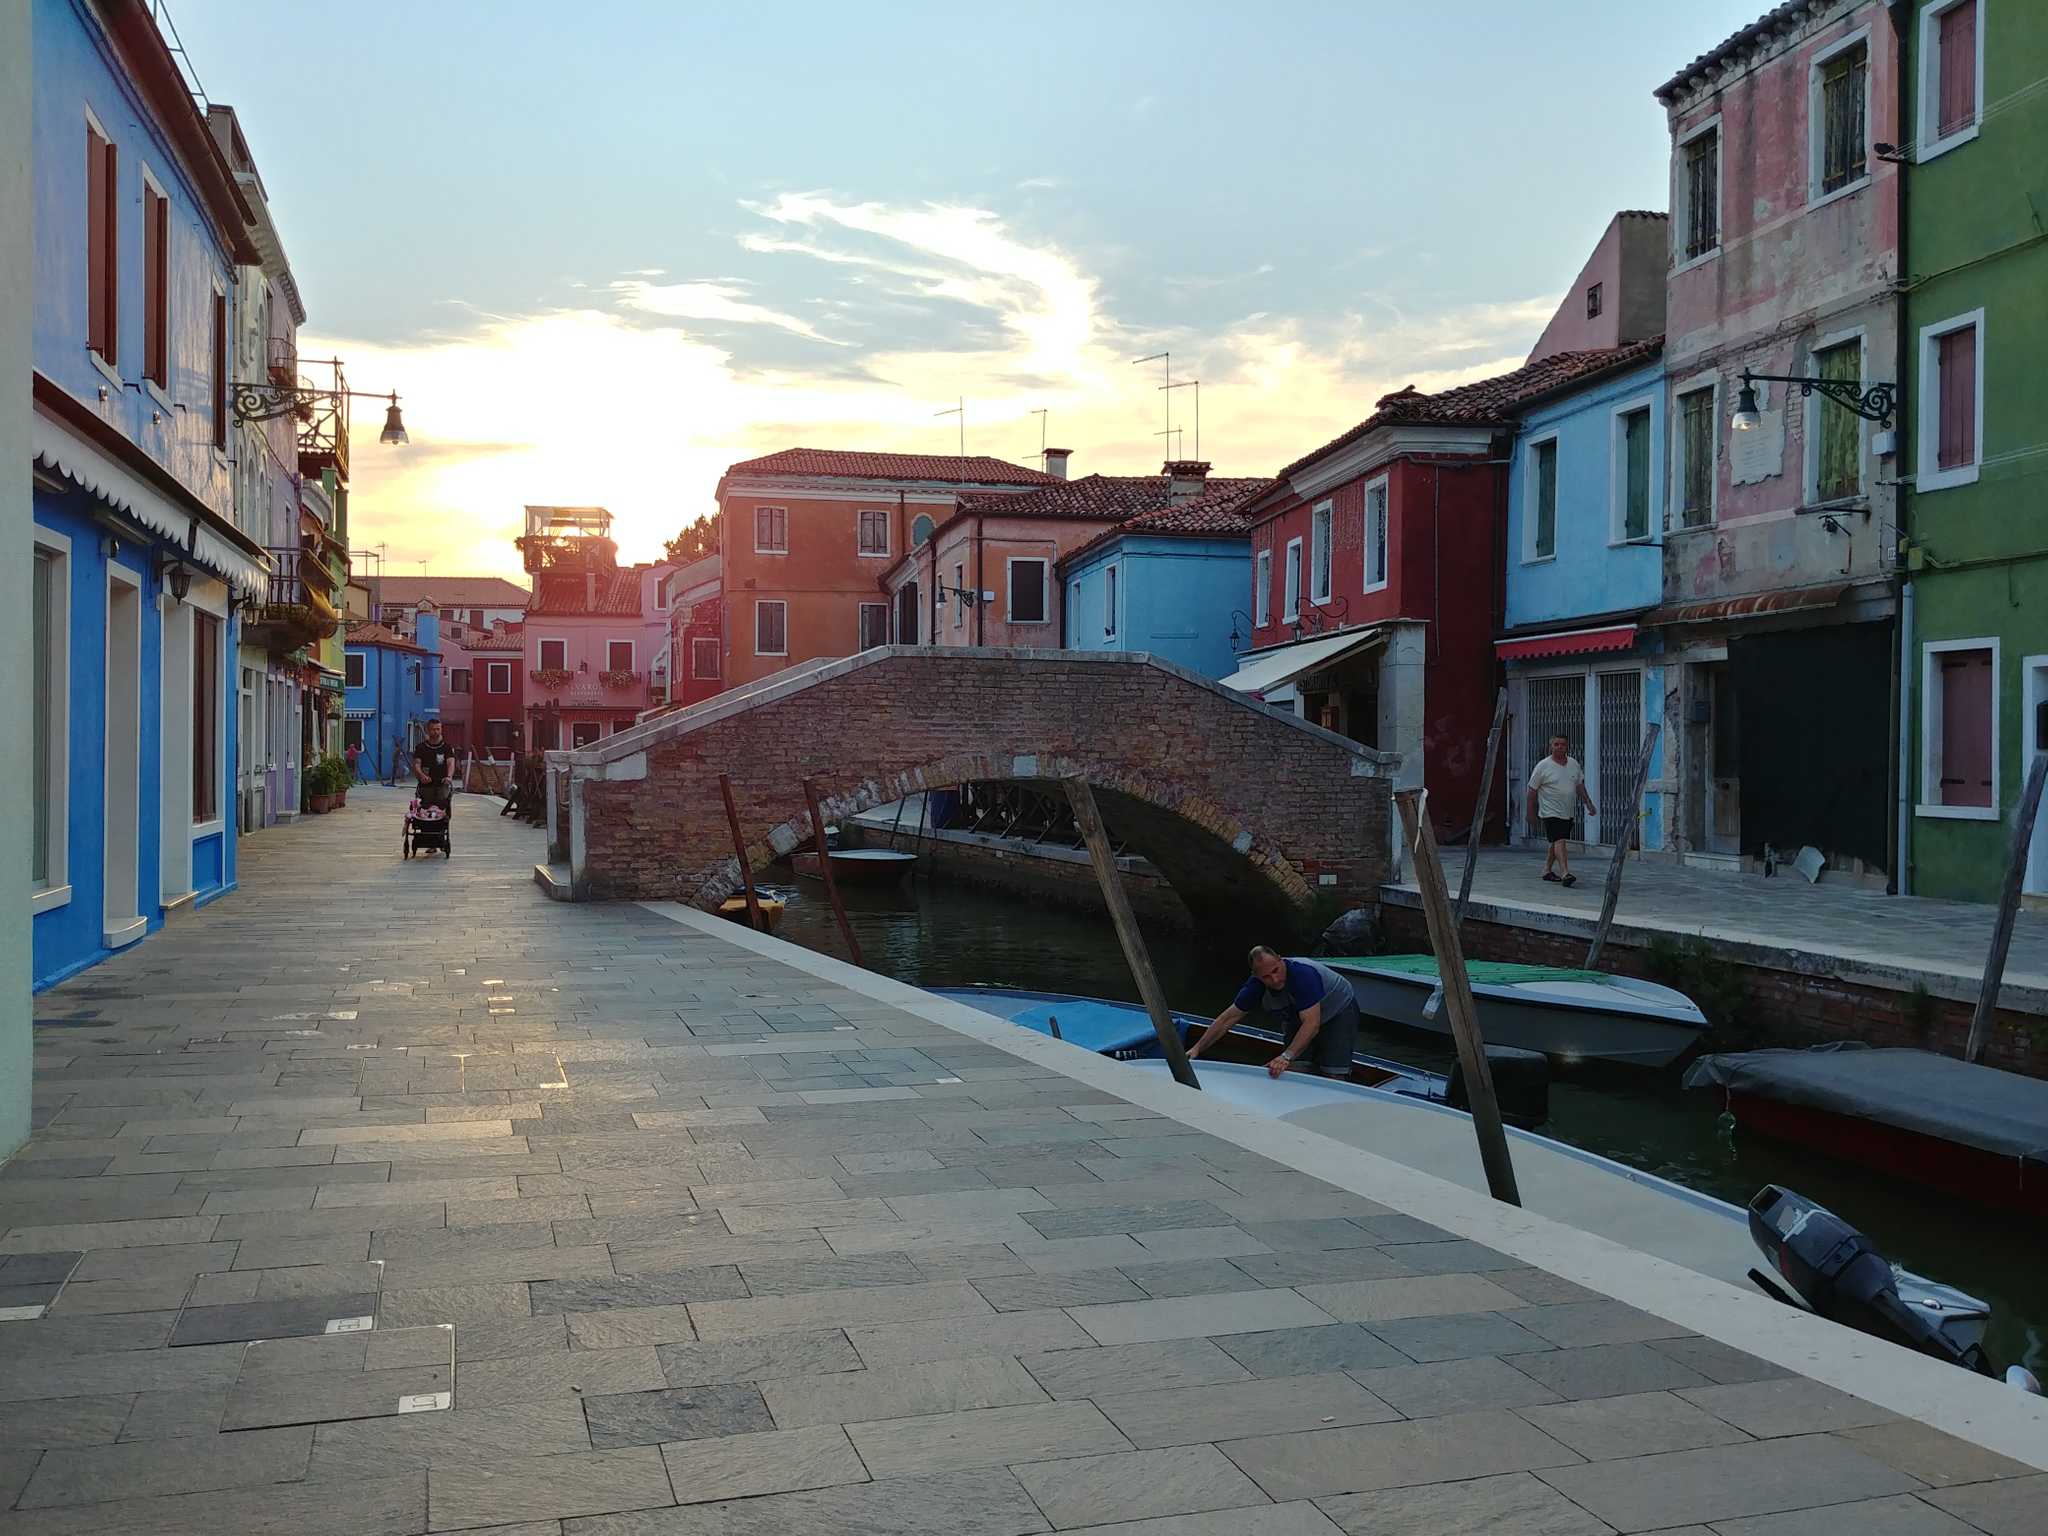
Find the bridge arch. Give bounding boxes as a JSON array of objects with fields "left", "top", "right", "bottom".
[{"left": 544, "top": 647, "right": 1397, "bottom": 934}]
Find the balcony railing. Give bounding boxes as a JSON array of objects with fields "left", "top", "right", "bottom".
[{"left": 244, "top": 546, "right": 340, "bottom": 655}]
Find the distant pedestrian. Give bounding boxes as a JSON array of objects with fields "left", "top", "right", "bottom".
[
  {"left": 1527, "top": 734, "right": 1596, "bottom": 887},
  {"left": 345, "top": 741, "right": 362, "bottom": 783},
  {"left": 387, "top": 740, "right": 406, "bottom": 787}
]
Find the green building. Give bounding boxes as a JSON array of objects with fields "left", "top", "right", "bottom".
[{"left": 1902, "top": 0, "right": 2048, "bottom": 900}]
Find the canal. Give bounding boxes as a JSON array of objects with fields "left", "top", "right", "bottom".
[{"left": 768, "top": 872, "right": 2047, "bottom": 1376}]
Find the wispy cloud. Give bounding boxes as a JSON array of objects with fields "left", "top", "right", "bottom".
[{"left": 612, "top": 278, "right": 847, "bottom": 344}]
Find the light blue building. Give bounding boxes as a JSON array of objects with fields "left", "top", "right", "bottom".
[
  {"left": 346, "top": 607, "right": 442, "bottom": 782},
  {"left": 1500, "top": 343, "right": 1670, "bottom": 852},
  {"left": 1058, "top": 490, "right": 1268, "bottom": 680},
  {"left": 30, "top": 0, "right": 271, "bottom": 989}
]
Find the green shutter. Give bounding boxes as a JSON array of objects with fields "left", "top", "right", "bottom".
[
  {"left": 1624, "top": 410, "right": 1651, "bottom": 540},
  {"left": 1816, "top": 343, "right": 1861, "bottom": 501},
  {"left": 1535, "top": 441, "right": 1557, "bottom": 558}
]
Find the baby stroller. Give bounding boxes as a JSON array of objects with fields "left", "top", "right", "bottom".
[{"left": 403, "top": 784, "right": 453, "bottom": 859}]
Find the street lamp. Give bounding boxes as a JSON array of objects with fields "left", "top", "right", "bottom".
[
  {"left": 1730, "top": 368, "right": 1897, "bottom": 433},
  {"left": 233, "top": 378, "right": 412, "bottom": 442}
]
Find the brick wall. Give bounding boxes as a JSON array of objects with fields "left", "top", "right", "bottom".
[
  {"left": 562, "top": 648, "right": 1394, "bottom": 932},
  {"left": 1381, "top": 906, "right": 2046, "bottom": 1080}
]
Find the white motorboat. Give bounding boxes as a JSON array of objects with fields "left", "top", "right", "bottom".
[{"left": 1327, "top": 954, "right": 1708, "bottom": 1068}]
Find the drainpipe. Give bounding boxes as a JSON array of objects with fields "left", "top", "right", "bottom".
[
  {"left": 1897, "top": 578, "right": 1914, "bottom": 891},
  {"left": 1888, "top": 0, "right": 1912, "bottom": 895},
  {"left": 973, "top": 511, "right": 986, "bottom": 647}
]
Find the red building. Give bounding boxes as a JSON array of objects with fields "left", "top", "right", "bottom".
[
  {"left": 1227, "top": 350, "right": 1661, "bottom": 840},
  {"left": 456, "top": 624, "right": 524, "bottom": 756}
]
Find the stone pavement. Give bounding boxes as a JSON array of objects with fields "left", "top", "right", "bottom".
[
  {"left": 1391, "top": 844, "right": 2048, "bottom": 999},
  {"left": 3, "top": 785, "right": 2041, "bottom": 1534}
]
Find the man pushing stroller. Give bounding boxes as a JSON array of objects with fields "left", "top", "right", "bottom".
[{"left": 412, "top": 720, "right": 456, "bottom": 816}]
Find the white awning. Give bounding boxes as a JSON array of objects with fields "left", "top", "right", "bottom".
[{"left": 1220, "top": 627, "right": 1386, "bottom": 698}]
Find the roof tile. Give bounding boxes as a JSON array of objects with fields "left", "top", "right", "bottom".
[{"left": 724, "top": 448, "right": 1057, "bottom": 486}]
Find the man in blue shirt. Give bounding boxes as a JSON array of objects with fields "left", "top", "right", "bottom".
[{"left": 1188, "top": 946, "right": 1361, "bottom": 1079}]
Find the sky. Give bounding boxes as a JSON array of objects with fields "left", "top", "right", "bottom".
[{"left": 169, "top": 1, "right": 1768, "bottom": 582}]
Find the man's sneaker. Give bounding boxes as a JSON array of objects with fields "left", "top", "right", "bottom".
[{"left": 1561, "top": 874, "right": 1578, "bottom": 888}]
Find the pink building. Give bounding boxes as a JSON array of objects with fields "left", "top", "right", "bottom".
[{"left": 517, "top": 506, "right": 675, "bottom": 748}]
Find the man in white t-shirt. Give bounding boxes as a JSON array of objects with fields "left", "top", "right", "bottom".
[{"left": 1526, "top": 734, "right": 1596, "bottom": 887}]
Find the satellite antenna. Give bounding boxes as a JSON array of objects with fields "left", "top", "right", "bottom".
[
  {"left": 1133, "top": 352, "right": 1169, "bottom": 450},
  {"left": 935, "top": 397, "right": 964, "bottom": 457},
  {"left": 1162, "top": 378, "right": 1200, "bottom": 460}
]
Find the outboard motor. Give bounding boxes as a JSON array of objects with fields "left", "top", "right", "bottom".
[{"left": 1746, "top": 1185, "right": 1993, "bottom": 1377}]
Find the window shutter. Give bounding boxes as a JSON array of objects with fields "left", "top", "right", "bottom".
[
  {"left": 1938, "top": 2, "right": 1977, "bottom": 136},
  {"left": 211, "top": 292, "right": 227, "bottom": 446},
  {"left": 1939, "top": 651, "right": 1993, "bottom": 807},
  {"left": 1624, "top": 411, "right": 1651, "bottom": 539},
  {"left": 1937, "top": 326, "right": 1976, "bottom": 470},
  {"left": 87, "top": 130, "right": 112, "bottom": 359}
]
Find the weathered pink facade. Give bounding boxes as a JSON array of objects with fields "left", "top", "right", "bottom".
[{"left": 1526, "top": 210, "right": 1669, "bottom": 362}]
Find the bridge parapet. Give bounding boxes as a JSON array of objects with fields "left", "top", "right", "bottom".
[{"left": 546, "top": 647, "right": 1398, "bottom": 933}]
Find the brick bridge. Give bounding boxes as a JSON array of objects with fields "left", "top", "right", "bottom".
[{"left": 541, "top": 648, "right": 1398, "bottom": 932}]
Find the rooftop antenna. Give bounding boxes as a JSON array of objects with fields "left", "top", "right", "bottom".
[
  {"left": 935, "top": 397, "right": 964, "bottom": 457},
  {"left": 1029, "top": 407, "right": 1048, "bottom": 465},
  {"left": 1162, "top": 377, "right": 1201, "bottom": 460},
  {"left": 1154, "top": 427, "right": 1184, "bottom": 459},
  {"left": 1133, "top": 352, "right": 1169, "bottom": 452}
]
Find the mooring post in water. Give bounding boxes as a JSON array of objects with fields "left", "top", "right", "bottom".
[
  {"left": 1457, "top": 687, "right": 1508, "bottom": 928},
  {"left": 1585, "top": 723, "right": 1661, "bottom": 971},
  {"left": 717, "top": 773, "right": 766, "bottom": 933},
  {"left": 1062, "top": 775, "right": 1200, "bottom": 1090},
  {"left": 1395, "top": 790, "right": 1519, "bottom": 1206},
  {"left": 801, "top": 776, "right": 864, "bottom": 969},
  {"left": 1967, "top": 752, "right": 2048, "bottom": 1063}
]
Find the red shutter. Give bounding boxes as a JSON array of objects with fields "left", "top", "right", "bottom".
[
  {"left": 1937, "top": 326, "right": 1977, "bottom": 470},
  {"left": 1939, "top": 650, "right": 1993, "bottom": 807},
  {"left": 87, "top": 129, "right": 111, "bottom": 360},
  {"left": 1938, "top": 1, "right": 1977, "bottom": 137},
  {"left": 211, "top": 291, "right": 227, "bottom": 446},
  {"left": 145, "top": 191, "right": 169, "bottom": 386}
]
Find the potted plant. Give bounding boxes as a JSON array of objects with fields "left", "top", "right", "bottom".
[
  {"left": 306, "top": 757, "right": 337, "bottom": 814},
  {"left": 323, "top": 753, "right": 351, "bottom": 808}
]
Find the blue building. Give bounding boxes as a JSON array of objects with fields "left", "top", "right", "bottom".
[
  {"left": 1500, "top": 341, "right": 1670, "bottom": 853},
  {"left": 30, "top": 0, "right": 272, "bottom": 988},
  {"left": 345, "top": 607, "right": 442, "bottom": 782},
  {"left": 1058, "top": 485, "right": 1271, "bottom": 679}
]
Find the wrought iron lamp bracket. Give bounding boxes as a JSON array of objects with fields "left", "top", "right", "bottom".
[
  {"left": 231, "top": 382, "right": 324, "bottom": 423},
  {"left": 1740, "top": 369, "right": 1897, "bottom": 427}
]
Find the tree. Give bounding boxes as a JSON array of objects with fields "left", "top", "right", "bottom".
[{"left": 665, "top": 513, "right": 717, "bottom": 565}]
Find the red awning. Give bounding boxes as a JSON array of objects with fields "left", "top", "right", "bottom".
[
  {"left": 1643, "top": 583, "right": 1848, "bottom": 628},
  {"left": 1495, "top": 624, "right": 1637, "bottom": 663}
]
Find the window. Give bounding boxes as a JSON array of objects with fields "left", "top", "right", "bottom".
[
  {"left": 486, "top": 718, "right": 513, "bottom": 751},
  {"left": 653, "top": 577, "right": 669, "bottom": 612},
  {"left": 210, "top": 290, "right": 227, "bottom": 448},
  {"left": 1586, "top": 283, "right": 1603, "bottom": 319},
  {"left": 87, "top": 122, "right": 117, "bottom": 365},
  {"left": 1680, "top": 121, "right": 1720, "bottom": 261},
  {"left": 571, "top": 723, "right": 600, "bottom": 749},
  {"left": 142, "top": 175, "right": 169, "bottom": 389},
  {"left": 606, "top": 639, "right": 634, "bottom": 673},
  {"left": 1921, "top": 642, "right": 1996, "bottom": 815},
  {"left": 1008, "top": 559, "right": 1047, "bottom": 624},
  {"left": 1254, "top": 549, "right": 1272, "bottom": 626},
  {"left": 1617, "top": 406, "right": 1653, "bottom": 541},
  {"left": 1363, "top": 477, "right": 1390, "bottom": 591},
  {"left": 450, "top": 667, "right": 472, "bottom": 695},
  {"left": 755, "top": 599, "right": 787, "bottom": 656},
  {"left": 911, "top": 514, "right": 935, "bottom": 547},
  {"left": 754, "top": 505, "right": 788, "bottom": 553},
  {"left": 1309, "top": 502, "right": 1333, "bottom": 603},
  {"left": 858, "top": 602, "right": 889, "bottom": 650},
  {"left": 1920, "top": 0, "right": 1981, "bottom": 156},
  {"left": 345, "top": 651, "right": 366, "bottom": 689},
  {"left": 193, "top": 611, "right": 220, "bottom": 823},
  {"left": 1813, "top": 37, "right": 1869, "bottom": 198},
  {"left": 486, "top": 661, "right": 511, "bottom": 694},
  {"left": 1676, "top": 385, "right": 1717, "bottom": 526},
  {"left": 1530, "top": 438, "right": 1559, "bottom": 560},
  {"left": 1104, "top": 565, "right": 1118, "bottom": 637},
  {"left": 32, "top": 539, "right": 70, "bottom": 901},
  {"left": 1918, "top": 312, "right": 1983, "bottom": 491},
  {"left": 343, "top": 720, "right": 363, "bottom": 752},
  {"left": 538, "top": 637, "right": 567, "bottom": 671},
  {"left": 857, "top": 509, "right": 889, "bottom": 556},
  {"left": 1813, "top": 338, "right": 1864, "bottom": 501},
  {"left": 691, "top": 637, "right": 720, "bottom": 678},
  {"left": 469, "top": 609, "right": 484, "bottom": 627},
  {"left": 1282, "top": 538, "right": 1302, "bottom": 622},
  {"left": 953, "top": 563, "right": 966, "bottom": 629}
]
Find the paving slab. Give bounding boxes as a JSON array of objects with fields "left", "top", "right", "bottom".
[
  {"left": 850, "top": 1308, "right": 1093, "bottom": 1368},
  {"left": 1009, "top": 1443, "right": 1271, "bottom": 1528},
  {"left": 1067, "top": 1288, "right": 1336, "bottom": 1346},
  {"left": 1317, "top": 1469, "right": 1611, "bottom": 1536},
  {"left": 558, "top": 1465, "right": 1050, "bottom": 1536},
  {"left": 847, "top": 1399, "right": 1130, "bottom": 1478},
  {"left": 1017, "top": 1338, "right": 1252, "bottom": 1399},
  {"left": 308, "top": 1397, "right": 593, "bottom": 1478},
  {"left": 428, "top": 1445, "right": 675, "bottom": 1529},
  {"left": 1211, "top": 1323, "right": 1410, "bottom": 1378},
  {"left": 1218, "top": 1407, "right": 1582, "bottom": 1500},
  {"left": 582, "top": 1383, "right": 773, "bottom": 1446},
  {"left": 655, "top": 1422, "right": 868, "bottom": 1505},
  {"left": 16, "top": 1423, "right": 313, "bottom": 1508},
  {"left": 1535, "top": 1432, "right": 1922, "bottom": 1531},
  {"left": 0, "top": 1470, "right": 427, "bottom": 1535},
  {"left": 656, "top": 1327, "right": 862, "bottom": 1387},
  {"left": 1095, "top": 1371, "right": 1398, "bottom": 1449},
  {"left": 760, "top": 1354, "right": 1047, "bottom": 1428}
]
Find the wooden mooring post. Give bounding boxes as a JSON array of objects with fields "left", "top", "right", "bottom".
[
  {"left": 1395, "top": 790, "right": 1520, "bottom": 1205},
  {"left": 802, "top": 777, "right": 865, "bottom": 969},
  {"left": 1585, "top": 723, "right": 1660, "bottom": 971},
  {"left": 1966, "top": 752, "right": 2048, "bottom": 1063},
  {"left": 1456, "top": 687, "right": 1508, "bottom": 928},
  {"left": 716, "top": 773, "right": 766, "bottom": 933},
  {"left": 1062, "top": 776, "right": 1201, "bottom": 1090}
]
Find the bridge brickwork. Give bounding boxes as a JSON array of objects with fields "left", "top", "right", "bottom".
[{"left": 545, "top": 648, "right": 1398, "bottom": 933}]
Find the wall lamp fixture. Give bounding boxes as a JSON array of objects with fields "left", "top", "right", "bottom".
[
  {"left": 158, "top": 560, "right": 193, "bottom": 605},
  {"left": 1227, "top": 609, "right": 1256, "bottom": 651},
  {"left": 1730, "top": 368, "right": 1897, "bottom": 433},
  {"left": 232, "top": 382, "right": 410, "bottom": 444}
]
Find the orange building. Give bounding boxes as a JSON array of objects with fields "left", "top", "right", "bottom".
[{"left": 708, "top": 449, "right": 1060, "bottom": 689}]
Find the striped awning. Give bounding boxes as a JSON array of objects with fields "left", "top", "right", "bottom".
[{"left": 1495, "top": 624, "right": 1637, "bottom": 663}]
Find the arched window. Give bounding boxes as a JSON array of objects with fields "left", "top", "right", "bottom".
[{"left": 911, "top": 514, "right": 936, "bottom": 547}]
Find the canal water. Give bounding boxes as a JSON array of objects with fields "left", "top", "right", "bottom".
[{"left": 768, "top": 872, "right": 2047, "bottom": 1375}]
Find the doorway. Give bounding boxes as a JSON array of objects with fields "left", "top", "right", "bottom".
[
  {"left": 1705, "top": 662, "right": 1741, "bottom": 855},
  {"left": 570, "top": 722, "right": 600, "bottom": 748},
  {"left": 159, "top": 603, "right": 194, "bottom": 904},
  {"left": 895, "top": 581, "right": 920, "bottom": 645},
  {"left": 104, "top": 570, "right": 144, "bottom": 947}
]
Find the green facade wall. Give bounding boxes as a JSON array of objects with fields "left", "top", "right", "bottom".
[{"left": 1903, "top": 0, "right": 2048, "bottom": 900}]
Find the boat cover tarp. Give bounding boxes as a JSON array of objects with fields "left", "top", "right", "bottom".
[
  {"left": 1328, "top": 956, "right": 1614, "bottom": 987},
  {"left": 1684, "top": 1043, "right": 2048, "bottom": 1163}
]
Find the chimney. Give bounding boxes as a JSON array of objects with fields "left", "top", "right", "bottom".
[
  {"left": 1164, "top": 460, "right": 1211, "bottom": 503},
  {"left": 585, "top": 570, "right": 597, "bottom": 610},
  {"left": 1043, "top": 448, "right": 1072, "bottom": 480}
]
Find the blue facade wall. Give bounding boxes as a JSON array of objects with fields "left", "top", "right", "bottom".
[
  {"left": 1062, "top": 535, "right": 1250, "bottom": 680},
  {"left": 1504, "top": 359, "right": 1666, "bottom": 630},
  {"left": 347, "top": 620, "right": 442, "bottom": 783}
]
